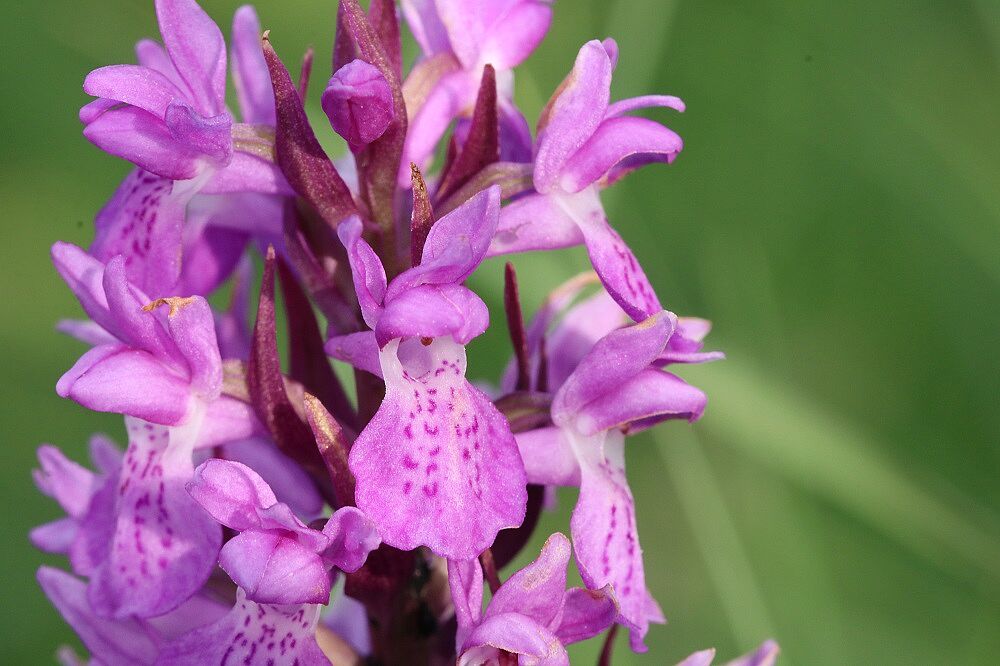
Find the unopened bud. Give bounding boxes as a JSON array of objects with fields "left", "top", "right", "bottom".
[{"left": 321, "top": 59, "right": 394, "bottom": 152}]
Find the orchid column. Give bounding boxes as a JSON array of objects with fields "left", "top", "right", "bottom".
[{"left": 31, "top": 0, "right": 778, "bottom": 664}]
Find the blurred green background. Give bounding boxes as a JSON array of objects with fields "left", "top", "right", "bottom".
[{"left": 3, "top": 0, "right": 999, "bottom": 663}]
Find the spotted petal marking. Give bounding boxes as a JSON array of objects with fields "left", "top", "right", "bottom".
[
  {"left": 157, "top": 589, "right": 330, "bottom": 665},
  {"left": 87, "top": 414, "right": 220, "bottom": 619},
  {"left": 569, "top": 429, "right": 660, "bottom": 652},
  {"left": 552, "top": 188, "right": 662, "bottom": 323},
  {"left": 349, "top": 337, "right": 527, "bottom": 559},
  {"left": 92, "top": 168, "right": 201, "bottom": 297}
]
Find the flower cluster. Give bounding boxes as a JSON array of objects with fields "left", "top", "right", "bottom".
[{"left": 34, "top": 1, "right": 778, "bottom": 664}]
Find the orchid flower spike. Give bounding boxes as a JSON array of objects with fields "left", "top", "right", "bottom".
[
  {"left": 36, "top": 0, "right": 772, "bottom": 662},
  {"left": 490, "top": 39, "right": 686, "bottom": 323}
]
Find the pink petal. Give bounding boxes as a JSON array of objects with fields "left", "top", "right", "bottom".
[
  {"left": 553, "top": 311, "right": 674, "bottom": 425},
  {"left": 559, "top": 116, "right": 683, "bottom": 193},
  {"left": 69, "top": 470, "right": 118, "bottom": 577},
  {"left": 325, "top": 331, "right": 382, "bottom": 378},
  {"left": 195, "top": 395, "right": 267, "bottom": 449},
  {"left": 677, "top": 649, "right": 718, "bottom": 666},
  {"left": 448, "top": 557, "right": 484, "bottom": 650},
  {"left": 320, "top": 506, "right": 381, "bottom": 573},
  {"left": 144, "top": 593, "right": 229, "bottom": 641},
  {"left": 605, "top": 94, "right": 686, "bottom": 118},
  {"left": 163, "top": 101, "right": 233, "bottom": 165},
  {"left": 84, "top": 64, "right": 186, "bottom": 117},
  {"left": 575, "top": 369, "right": 707, "bottom": 435},
  {"left": 337, "top": 217, "right": 387, "bottom": 329},
  {"left": 201, "top": 152, "right": 291, "bottom": 195},
  {"left": 461, "top": 612, "right": 569, "bottom": 665},
  {"left": 82, "top": 106, "right": 202, "bottom": 180},
  {"left": 399, "top": 69, "right": 477, "bottom": 185},
  {"left": 50, "top": 242, "right": 115, "bottom": 335},
  {"left": 37, "top": 567, "right": 160, "bottom": 665},
  {"left": 101, "top": 254, "right": 178, "bottom": 360},
  {"left": 135, "top": 38, "right": 186, "bottom": 91},
  {"left": 544, "top": 289, "right": 628, "bottom": 392},
  {"left": 726, "top": 640, "right": 780, "bottom": 666},
  {"left": 391, "top": 185, "right": 500, "bottom": 294},
  {"left": 658, "top": 317, "right": 726, "bottom": 365},
  {"left": 499, "top": 272, "right": 603, "bottom": 393},
  {"left": 79, "top": 97, "right": 119, "bottom": 123},
  {"left": 400, "top": 0, "right": 452, "bottom": 58},
  {"left": 480, "top": 1, "right": 553, "bottom": 70},
  {"left": 89, "top": 433, "right": 124, "bottom": 475},
  {"left": 90, "top": 169, "right": 195, "bottom": 298},
  {"left": 222, "top": 438, "right": 323, "bottom": 519},
  {"left": 219, "top": 531, "right": 330, "bottom": 605},
  {"left": 569, "top": 430, "right": 661, "bottom": 651},
  {"left": 176, "top": 225, "right": 249, "bottom": 297},
  {"left": 87, "top": 417, "right": 221, "bottom": 619},
  {"left": 151, "top": 295, "right": 222, "bottom": 399},
  {"left": 33, "top": 445, "right": 95, "bottom": 516},
  {"left": 56, "top": 345, "right": 192, "bottom": 425},
  {"left": 213, "top": 257, "right": 253, "bottom": 360},
  {"left": 323, "top": 591, "right": 372, "bottom": 656},
  {"left": 561, "top": 191, "right": 663, "bottom": 322},
  {"left": 534, "top": 41, "right": 614, "bottom": 193},
  {"left": 158, "top": 590, "right": 330, "bottom": 665},
  {"left": 231, "top": 6, "right": 275, "bottom": 125},
  {"left": 57, "top": 319, "right": 118, "bottom": 346},
  {"left": 187, "top": 458, "right": 278, "bottom": 532},
  {"left": 30, "top": 518, "right": 78, "bottom": 554},
  {"left": 515, "top": 427, "right": 580, "bottom": 487},
  {"left": 553, "top": 585, "right": 619, "bottom": 645},
  {"left": 349, "top": 337, "right": 527, "bottom": 559},
  {"left": 498, "top": 97, "right": 533, "bottom": 162},
  {"left": 490, "top": 193, "right": 582, "bottom": 256},
  {"left": 486, "top": 533, "right": 571, "bottom": 628},
  {"left": 376, "top": 283, "right": 489, "bottom": 346},
  {"left": 155, "top": 0, "right": 227, "bottom": 117}
]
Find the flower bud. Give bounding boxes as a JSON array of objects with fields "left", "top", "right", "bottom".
[{"left": 321, "top": 59, "right": 394, "bottom": 152}]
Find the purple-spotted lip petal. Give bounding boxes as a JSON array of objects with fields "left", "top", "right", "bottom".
[{"left": 348, "top": 337, "right": 527, "bottom": 559}]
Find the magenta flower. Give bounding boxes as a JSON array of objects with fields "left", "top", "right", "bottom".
[
  {"left": 84, "top": 1, "right": 287, "bottom": 296},
  {"left": 50, "top": 245, "right": 268, "bottom": 617},
  {"left": 509, "top": 285, "right": 713, "bottom": 650},
  {"left": 450, "top": 533, "right": 618, "bottom": 664},
  {"left": 328, "top": 186, "right": 527, "bottom": 559},
  {"left": 186, "top": 459, "right": 379, "bottom": 605},
  {"left": 490, "top": 39, "right": 685, "bottom": 322},
  {"left": 151, "top": 459, "right": 380, "bottom": 665},
  {"left": 400, "top": 0, "right": 553, "bottom": 181}
]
